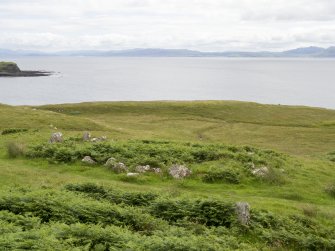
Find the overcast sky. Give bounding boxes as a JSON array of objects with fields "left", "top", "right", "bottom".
[{"left": 1, "top": 0, "right": 335, "bottom": 52}]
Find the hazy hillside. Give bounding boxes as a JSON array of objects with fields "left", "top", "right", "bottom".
[{"left": 2, "top": 46, "right": 335, "bottom": 57}]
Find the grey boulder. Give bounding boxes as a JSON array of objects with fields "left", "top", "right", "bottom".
[
  {"left": 235, "top": 202, "right": 250, "bottom": 225},
  {"left": 105, "top": 157, "right": 128, "bottom": 173},
  {"left": 49, "top": 132, "right": 63, "bottom": 143},
  {"left": 252, "top": 166, "right": 269, "bottom": 177},
  {"left": 83, "top": 132, "right": 91, "bottom": 141},
  {"left": 82, "top": 156, "right": 96, "bottom": 165},
  {"left": 169, "top": 164, "right": 192, "bottom": 179}
]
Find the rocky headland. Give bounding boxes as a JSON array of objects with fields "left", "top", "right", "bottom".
[{"left": 0, "top": 61, "right": 51, "bottom": 77}]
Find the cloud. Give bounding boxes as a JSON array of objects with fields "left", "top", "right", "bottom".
[
  {"left": 241, "top": 0, "right": 335, "bottom": 22},
  {"left": 0, "top": 0, "right": 335, "bottom": 51}
]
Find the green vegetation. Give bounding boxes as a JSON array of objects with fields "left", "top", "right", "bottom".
[
  {"left": 6, "top": 141, "right": 26, "bottom": 158},
  {"left": 1, "top": 128, "right": 28, "bottom": 135},
  {"left": 0, "top": 100, "right": 335, "bottom": 250},
  {"left": 325, "top": 182, "right": 335, "bottom": 198},
  {"left": 0, "top": 62, "right": 21, "bottom": 73}
]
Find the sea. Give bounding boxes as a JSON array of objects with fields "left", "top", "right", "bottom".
[{"left": 1, "top": 57, "right": 334, "bottom": 109}]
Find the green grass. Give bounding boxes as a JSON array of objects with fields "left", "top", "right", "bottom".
[
  {"left": 0, "top": 61, "right": 20, "bottom": 73},
  {"left": 0, "top": 100, "right": 334, "bottom": 250},
  {"left": 39, "top": 101, "right": 335, "bottom": 156}
]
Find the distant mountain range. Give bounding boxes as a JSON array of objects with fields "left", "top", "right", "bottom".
[{"left": 1, "top": 46, "right": 335, "bottom": 57}]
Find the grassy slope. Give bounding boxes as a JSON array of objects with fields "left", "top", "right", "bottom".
[
  {"left": 39, "top": 101, "right": 335, "bottom": 156},
  {"left": 0, "top": 100, "right": 335, "bottom": 248},
  {"left": 0, "top": 101, "right": 335, "bottom": 206}
]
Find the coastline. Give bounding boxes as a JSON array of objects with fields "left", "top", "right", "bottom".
[{"left": 0, "top": 70, "right": 52, "bottom": 77}]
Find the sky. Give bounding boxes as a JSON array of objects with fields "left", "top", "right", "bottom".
[{"left": 1, "top": 0, "right": 335, "bottom": 52}]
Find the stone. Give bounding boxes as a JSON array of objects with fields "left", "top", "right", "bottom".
[
  {"left": 135, "top": 165, "right": 162, "bottom": 174},
  {"left": 105, "top": 157, "right": 117, "bottom": 167},
  {"left": 105, "top": 158, "right": 128, "bottom": 173},
  {"left": 112, "top": 162, "right": 128, "bottom": 173},
  {"left": 127, "top": 172, "right": 140, "bottom": 177},
  {"left": 83, "top": 132, "right": 91, "bottom": 141},
  {"left": 91, "top": 136, "right": 107, "bottom": 143},
  {"left": 235, "top": 202, "right": 250, "bottom": 225},
  {"left": 252, "top": 166, "right": 269, "bottom": 177},
  {"left": 152, "top": 168, "right": 162, "bottom": 174},
  {"left": 135, "top": 165, "right": 151, "bottom": 173},
  {"left": 49, "top": 132, "right": 63, "bottom": 143},
  {"left": 168, "top": 164, "right": 192, "bottom": 179},
  {"left": 81, "top": 156, "right": 96, "bottom": 165}
]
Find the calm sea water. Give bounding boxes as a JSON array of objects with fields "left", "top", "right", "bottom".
[{"left": 1, "top": 57, "right": 335, "bottom": 108}]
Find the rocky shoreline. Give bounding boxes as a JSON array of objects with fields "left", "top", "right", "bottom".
[{"left": 0, "top": 70, "right": 52, "bottom": 77}]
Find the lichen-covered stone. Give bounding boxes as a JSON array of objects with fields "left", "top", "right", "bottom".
[
  {"left": 49, "top": 132, "right": 63, "bottom": 143},
  {"left": 83, "top": 132, "right": 91, "bottom": 141},
  {"left": 135, "top": 165, "right": 151, "bottom": 173},
  {"left": 91, "top": 136, "right": 107, "bottom": 142},
  {"left": 105, "top": 158, "right": 128, "bottom": 173},
  {"left": 81, "top": 156, "right": 96, "bottom": 165},
  {"left": 169, "top": 165, "right": 192, "bottom": 179},
  {"left": 235, "top": 202, "right": 250, "bottom": 225},
  {"left": 152, "top": 168, "right": 162, "bottom": 174},
  {"left": 252, "top": 166, "right": 269, "bottom": 177},
  {"left": 105, "top": 157, "right": 117, "bottom": 167}
]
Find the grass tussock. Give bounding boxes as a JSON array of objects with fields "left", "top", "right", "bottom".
[
  {"left": 6, "top": 141, "right": 26, "bottom": 158},
  {"left": 325, "top": 182, "right": 335, "bottom": 198}
]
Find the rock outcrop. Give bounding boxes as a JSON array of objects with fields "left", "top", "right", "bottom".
[
  {"left": 235, "top": 202, "right": 250, "bottom": 225},
  {"left": 0, "top": 61, "right": 51, "bottom": 77},
  {"left": 83, "top": 132, "right": 91, "bottom": 141},
  {"left": 91, "top": 136, "right": 107, "bottom": 142},
  {"left": 135, "top": 165, "right": 162, "bottom": 174},
  {"left": 105, "top": 157, "right": 128, "bottom": 173},
  {"left": 168, "top": 164, "right": 192, "bottom": 179},
  {"left": 135, "top": 165, "right": 151, "bottom": 173},
  {"left": 252, "top": 166, "right": 269, "bottom": 177},
  {"left": 49, "top": 132, "right": 63, "bottom": 143},
  {"left": 82, "top": 156, "right": 96, "bottom": 165}
]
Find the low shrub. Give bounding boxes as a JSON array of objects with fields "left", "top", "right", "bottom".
[
  {"left": 65, "top": 183, "right": 158, "bottom": 206},
  {"left": 255, "top": 167, "right": 286, "bottom": 185},
  {"left": 0, "top": 185, "right": 334, "bottom": 250},
  {"left": 202, "top": 169, "right": 240, "bottom": 184},
  {"left": 149, "top": 199, "right": 236, "bottom": 227},
  {"left": 301, "top": 204, "right": 318, "bottom": 218},
  {"left": 1, "top": 128, "right": 28, "bottom": 135},
  {"left": 26, "top": 139, "right": 289, "bottom": 172},
  {"left": 6, "top": 141, "right": 26, "bottom": 158},
  {"left": 0, "top": 189, "right": 166, "bottom": 233}
]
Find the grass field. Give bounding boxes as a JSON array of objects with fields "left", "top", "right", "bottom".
[{"left": 0, "top": 100, "right": 334, "bottom": 250}]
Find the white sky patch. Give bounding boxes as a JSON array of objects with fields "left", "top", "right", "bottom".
[{"left": 0, "top": 0, "right": 335, "bottom": 51}]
